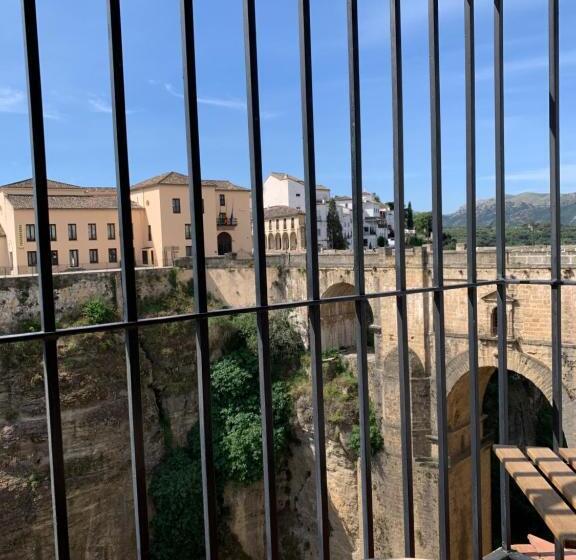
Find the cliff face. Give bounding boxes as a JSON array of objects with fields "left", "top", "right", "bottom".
[{"left": 0, "top": 322, "right": 198, "bottom": 560}]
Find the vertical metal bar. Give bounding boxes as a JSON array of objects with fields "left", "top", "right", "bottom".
[
  {"left": 389, "top": 1, "right": 415, "bottom": 556},
  {"left": 298, "top": 1, "right": 330, "bottom": 557},
  {"left": 20, "top": 2, "right": 70, "bottom": 558},
  {"left": 494, "top": 0, "right": 511, "bottom": 551},
  {"left": 106, "top": 1, "right": 149, "bottom": 557},
  {"left": 464, "top": 1, "right": 483, "bottom": 558},
  {"left": 242, "top": 1, "right": 279, "bottom": 557},
  {"left": 346, "top": 1, "right": 374, "bottom": 556},
  {"left": 180, "top": 1, "right": 218, "bottom": 557},
  {"left": 548, "top": 1, "right": 563, "bottom": 558},
  {"left": 428, "top": 2, "right": 450, "bottom": 558}
]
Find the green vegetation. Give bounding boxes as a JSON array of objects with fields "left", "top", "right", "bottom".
[
  {"left": 377, "top": 235, "right": 387, "bottom": 248},
  {"left": 81, "top": 298, "right": 117, "bottom": 325},
  {"left": 149, "top": 311, "right": 304, "bottom": 559},
  {"left": 327, "top": 198, "right": 347, "bottom": 250},
  {"left": 414, "top": 211, "right": 432, "bottom": 238},
  {"left": 405, "top": 201, "right": 414, "bottom": 230},
  {"left": 445, "top": 223, "right": 576, "bottom": 247}
]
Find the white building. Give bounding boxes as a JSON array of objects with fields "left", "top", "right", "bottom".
[
  {"left": 335, "top": 192, "right": 393, "bottom": 249},
  {"left": 264, "top": 172, "right": 334, "bottom": 248},
  {"left": 263, "top": 173, "right": 393, "bottom": 250}
]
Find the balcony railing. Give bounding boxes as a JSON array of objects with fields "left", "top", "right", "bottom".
[
  {"left": 216, "top": 216, "right": 238, "bottom": 227},
  {"left": 5, "top": 0, "right": 568, "bottom": 559}
]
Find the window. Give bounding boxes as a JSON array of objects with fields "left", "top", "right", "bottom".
[
  {"left": 50, "top": 224, "right": 57, "bottom": 241},
  {"left": 276, "top": 219, "right": 279, "bottom": 230},
  {"left": 172, "top": 198, "right": 181, "bottom": 213},
  {"left": 68, "top": 224, "right": 77, "bottom": 241},
  {"left": 88, "top": 223, "right": 97, "bottom": 240},
  {"left": 283, "top": 218, "right": 287, "bottom": 230},
  {"left": 89, "top": 249, "right": 99, "bottom": 264},
  {"left": 148, "top": 225, "right": 152, "bottom": 242},
  {"left": 491, "top": 307, "right": 498, "bottom": 337},
  {"left": 219, "top": 194, "right": 225, "bottom": 206},
  {"left": 291, "top": 218, "right": 294, "bottom": 229},
  {"left": 108, "top": 248, "right": 117, "bottom": 263},
  {"left": 185, "top": 224, "right": 191, "bottom": 240},
  {"left": 26, "top": 224, "right": 35, "bottom": 242},
  {"left": 296, "top": 193, "right": 301, "bottom": 197},
  {"left": 107, "top": 223, "right": 116, "bottom": 240},
  {"left": 141, "top": 250, "right": 148, "bottom": 265},
  {"left": 27, "top": 250, "right": 37, "bottom": 267},
  {"left": 69, "top": 249, "right": 79, "bottom": 268},
  {"left": 51, "top": 250, "right": 58, "bottom": 266},
  {"left": 186, "top": 245, "right": 192, "bottom": 257}
]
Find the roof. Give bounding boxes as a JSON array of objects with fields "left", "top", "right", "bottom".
[
  {"left": 263, "top": 205, "right": 305, "bottom": 219},
  {"left": 6, "top": 194, "right": 142, "bottom": 210},
  {"left": 0, "top": 178, "right": 86, "bottom": 191},
  {"left": 269, "top": 171, "right": 330, "bottom": 191},
  {"left": 131, "top": 171, "right": 249, "bottom": 192}
]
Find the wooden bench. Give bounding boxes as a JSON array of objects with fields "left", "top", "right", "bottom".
[{"left": 494, "top": 445, "right": 576, "bottom": 545}]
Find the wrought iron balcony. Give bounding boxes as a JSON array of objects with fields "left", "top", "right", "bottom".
[{"left": 216, "top": 216, "right": 238, "bottom": 228}]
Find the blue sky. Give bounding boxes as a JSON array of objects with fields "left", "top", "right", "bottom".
[{"left": 0, "top": 0, "right": 575, "bottom": 213}]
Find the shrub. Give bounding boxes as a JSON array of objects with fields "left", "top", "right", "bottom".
[
  {"left": 348, "top": 408, "right": 384, "bottom": 460},
  {"left": 81, "top": 298, "right": 116, "bottom": 325},
  {"left": 149, "top": 448, "right": 205, "bottom": 560}
]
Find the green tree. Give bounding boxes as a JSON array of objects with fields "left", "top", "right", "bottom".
[
  {"left": 327, "top": 198, "right": 347, "bottom": 249},
  {"left": 377, "top": 235, "right": 387, "bottom": 247},
  {"left": 405, "top": 201, "right": 414, "bottom": 230},
  {"left": 414, "top": 211, "right": 433, "bottom": 238}
]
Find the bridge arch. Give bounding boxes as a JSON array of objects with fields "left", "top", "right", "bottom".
[
  {"left": 320, "top": 282, "right": 373, "bottom": 351},
  {"left": 445, "top": 350, "right": 575, "bottom": 557}
]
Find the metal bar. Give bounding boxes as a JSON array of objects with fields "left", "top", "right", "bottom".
[
  {"left": 428, "top": 1, "right": 450, "bottom": 557},
  {"left": 298, "top": 0, "right": 330, "bottom": 556},
  {"left": 106, "top": 1, "right": 149, "bottom": 557},
  {"left": 0, "top": 280, "right": 501, "bottom": 346},
  {"left": 346, "top": 1, "right": 374, "bottom": 556},
  {"left": 494, "top": 0, "right": 511, "bottom": 550},
  {"left": 241, "top": 1, "right": 279, "bottom": 557},
  {"left": 548, "top": 1, "right": 563, "bottom": 558},
  {"left": 389, "top": 0, "right": 415, "bottom": 555},
  {"left": 180, "top": 1, "right": 218, "bottom": 556},
  {"left": 20, "top": 1, "right": 70, "bottom": 557},
  {"left": 464, "top": 1, "right": 483, "bottom": 557}
]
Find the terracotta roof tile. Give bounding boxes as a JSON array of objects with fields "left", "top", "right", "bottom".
[
  {"left": 263, "top": 205, "right": 305, "bottom": 219},
  {"left": 6, "top": 194, "right": 142, "bottom": 210}
]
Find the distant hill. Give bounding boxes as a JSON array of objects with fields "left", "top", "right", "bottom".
[{"left": 444, "top": 192, "right": 576, "bottom": 227}]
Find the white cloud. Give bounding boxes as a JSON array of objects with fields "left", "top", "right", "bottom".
[
  {"left": 480, "top": 164, "right": 576, "bottom": 191},
  {"left": 0, "top": 87, "right": 26, "bottom": 113},
  {"left": 88, "top": 96, "right": 112, "bottom": 114},
  {"left": 152, "top": 81, "right": 279, "bottom": 119}
]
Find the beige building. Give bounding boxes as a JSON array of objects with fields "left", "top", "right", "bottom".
[
  {"left": 264, "top": 206, "right": 306, "bottom": 253},
  {"left": 0, "top": 179, "right": 148, "bottom": 275},
  {"left": 0, "top": 172, "right": 252, "bottom": 275},
  {"left": 130, "top": 172, "right": 252, "bottom": 266}
]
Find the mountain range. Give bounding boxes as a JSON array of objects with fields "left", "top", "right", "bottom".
[{"left": 444, "top": 192, "right": 576, "bottom": 227}]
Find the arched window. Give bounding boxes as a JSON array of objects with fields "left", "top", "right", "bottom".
[{"left": 491, "top": 307, "right": 498, "bottom": 337}]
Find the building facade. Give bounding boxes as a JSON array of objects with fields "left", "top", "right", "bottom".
[
  {"left": 0, "top": 173, "right": 252, "bottom": 275},
  {"left": 264, "top": 173, "right": 393, "bottom": 250},
  {"left": 0, "top": 179, "right": 148, "bottom": 275},
  {"left": 264, "top": 206, "right": 306, "bottom": 253},
  {"left": 130, "top": 172, "right": 252, "bottom": 266}
]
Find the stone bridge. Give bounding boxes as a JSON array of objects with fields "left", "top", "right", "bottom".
[
  {"left": 3, "top": 245, "right": 576, "bottom": 559},
  {"left": 206, "top": 246, "right": 576, "bottom": 558}
]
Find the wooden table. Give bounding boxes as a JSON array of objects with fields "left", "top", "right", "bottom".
[{"left": 494, "top": 445, "right": 576, "bottom": 545}]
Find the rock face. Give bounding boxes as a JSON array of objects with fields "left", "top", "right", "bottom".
[{"left": 0, "top": 323, "right": 198, "bottom": 560}]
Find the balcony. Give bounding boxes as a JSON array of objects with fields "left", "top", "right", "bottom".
[
  {"left": 2, "top": 1, "right": 573, "bottom": 560},
  {"left": 216, "top": 216, "right": 238, "bottom": 229}
]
